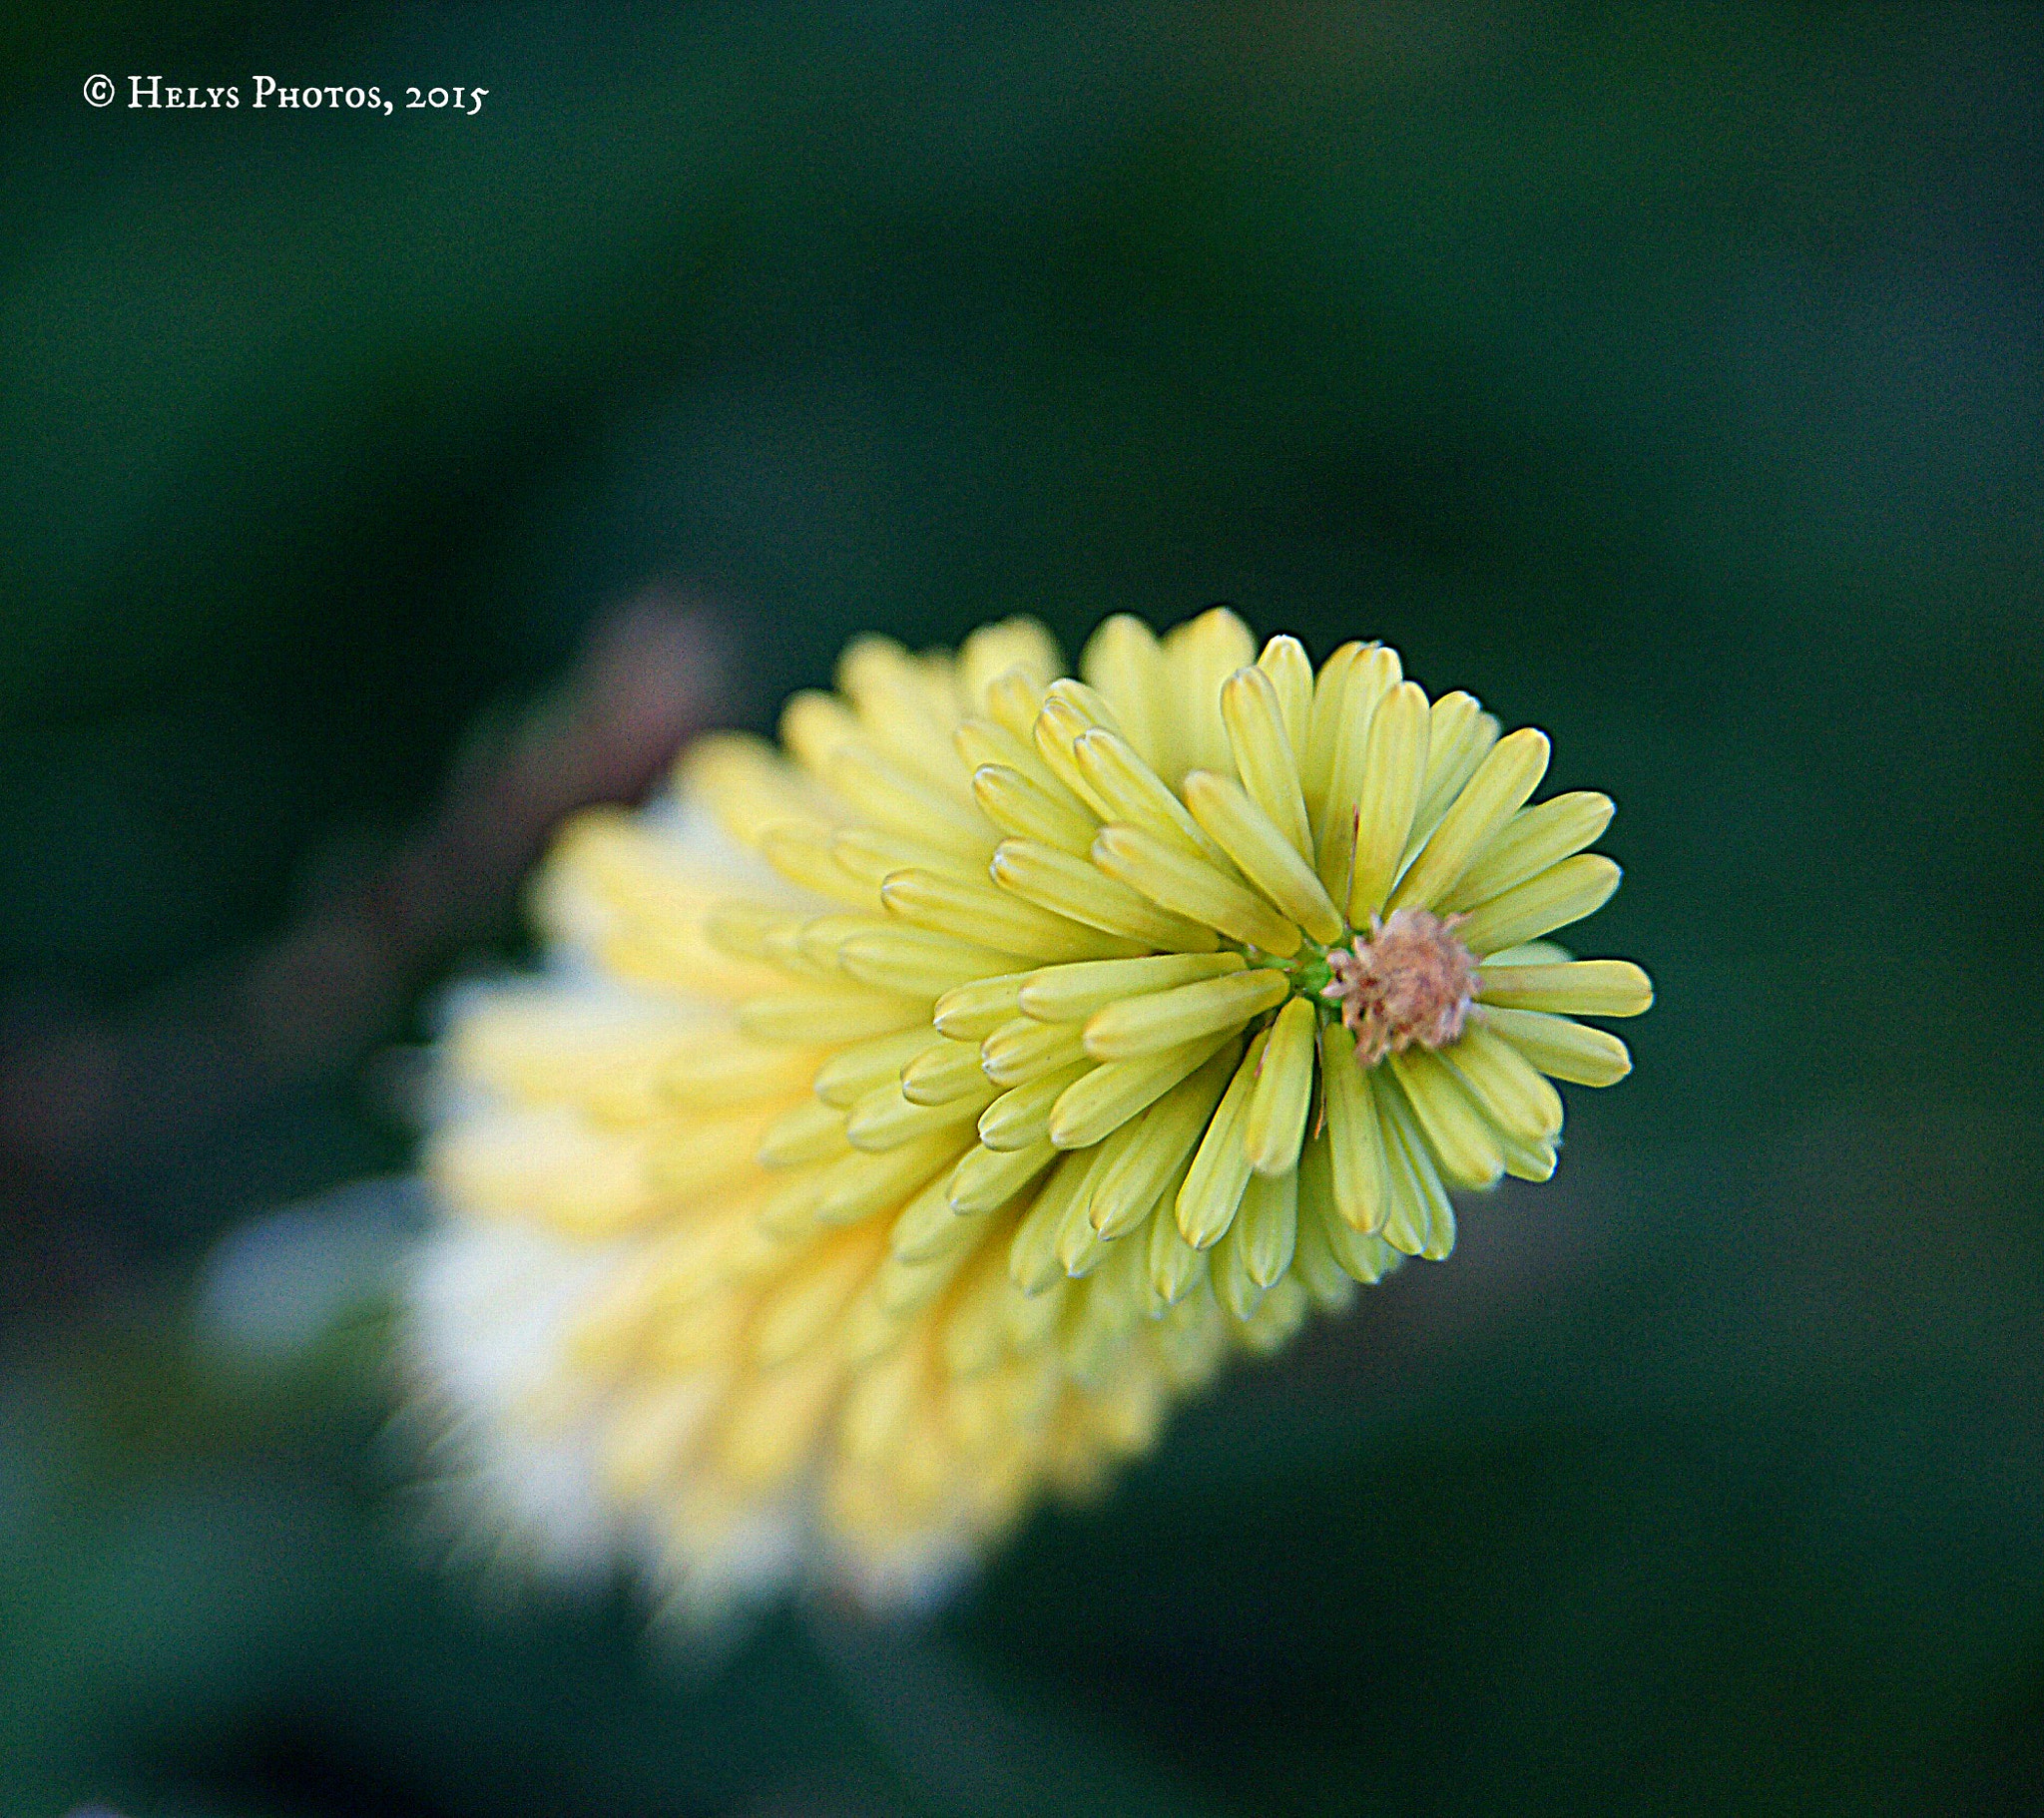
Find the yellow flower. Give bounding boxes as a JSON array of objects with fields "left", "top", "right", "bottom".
[{"left": 404, "top": 608, "right": 1652, "bottom": 1616}]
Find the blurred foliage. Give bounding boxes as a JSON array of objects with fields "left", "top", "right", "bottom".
[{"left": 1, "top": 3, "right": 2040, "bottom": 1814}]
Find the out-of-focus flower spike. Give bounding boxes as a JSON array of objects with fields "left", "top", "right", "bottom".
[{"left": 405, "top": 606, "right": 1649, "bottom": 1621}]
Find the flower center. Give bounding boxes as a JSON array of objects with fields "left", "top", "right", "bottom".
[{"left": 1317, "top": 908, "right": 1480, "bottom": 1067}]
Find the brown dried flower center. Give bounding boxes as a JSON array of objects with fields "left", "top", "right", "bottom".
[{"left": 1320, "top": 908, "right": 1480, "bottom": 1067}]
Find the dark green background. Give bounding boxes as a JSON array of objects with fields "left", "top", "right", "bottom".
[{"left": 2, "top": 5, "right": 2039, "bottom": 1813}]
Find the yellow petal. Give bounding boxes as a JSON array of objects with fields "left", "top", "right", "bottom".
[
  {"left": 1221, "top": 666, "right": 1313, "bottom": 860},
  {"left": 1453, "top": 854, "right": 1621, "bottom": 955},
  {"left": 1375, "top": 1079, "right": 1458, "bottom": 1261},
  {"left": 954, "top": 714, "right": 1065, "bottom": 799},
  {"left": 1080, "top": 614, "right": 1175, "bottom": 779},
  {"left": 1501, "top": 1132, "right": 1559, "bottom": 1181},
  {"left": 1481, "top": 1006, "right": 1633, "bottom": 1087},
  {"left": 1073, "top": 727, "right": 1232, "bottom": 867},
  {"left": 1303, "top": 1136, "right": 1402, "bottom": 1284},
  {"left": 828, "top": 743, "right": 996, "bottom": 861},
  {"left": 836, "top": 636, "right": 974, "bottom": 799},
  {"left": 1314, "top": 646, "right": 1402, "bottom": 897},
  {"left": 1091, "top": 824, "right": 1302, "bottom": 956},
  {"left": 1049, "top": 1027, "right": 1239, "bottom": 1149},
  {"left": 881, "top": 866, "right": 1138, "bottom": 964},
  {"left": 983, "top": 667, "right": 1049, "bottom": 746},
  {"left": 1387, "top": 726, "right": 1551, "bottom": 914},
  {"left": 890, "top": 1171, "right": 984, "bottom": 1262},
  {"left": 1244, "top": 997, "right": 1316, "bottom": 1176},
  {"left": 1033, "top": 680, "right": 1129, "bottom": 816},
  {"left": 1211, "top": 1213, "right": 1265, "bottom": 1321},
  {"left": 1087, "top": 1042, "right": 1242, "bottom": 1238},
  {"left": 1164, "top": 607, "right": 1256, "bottom": 778},
  {"left": 958, "top": 618, "right": 1063, "bottom": 703},
  {"left": 1301, "top": 642, "right": 1365, "bottom": 830},
  {"left": 870, "top": 1239, "right": 976, "bottom": 1320},
  {"left": 757, "top": 1098, "right": 853, "bottom": 1166},
  {"left": 1255, "top": 636, "right": 1314, "bottom": 776},
  {"left": 947, "top": 1136, "right": 1059, "bottom": 1215},
  {"left": 1146, "top": 1160, "right": 1209, "bottom": 1307},
  {"left": 645, "top": 1111, "right": 780, "bottom": 1202},
  {"left": 1175, "top": 1031, "right": 1268, "bottom": 1248},
  {"left": 990, "top": 839, "right": 1220, "bottom": 953},
  {"left": 753, "top": 1224, "right": 886, "bottom": 1366},
  {"left": 1440, "top": 1023, "right": 1563, "bottom": 1145},
  {"left": 759, "top": 824, "right": 870, "bottom": 908},
  {"left": 1318, "top": 1022, "right": 1390, "bottom": 1232},
  {"left": 970, "top": 762, "right": 1099, "bottom": 855},
  {"left": 1439, "top": 790, "right": 1613, "bottom": 911},
  {"left": 1018, "top": 951, "right": 1245, "bottom": 1022},
  {"left": 837, "top": 926, "right": 1023, "bottom": 997},
  {"left": 980, "top": 1016, "right": 1090, "bottom": 1086},
  {"left": 979, "top": 1061, "right": 1093, "bottom": 1150},
  {"left": 1232, "top": 1165, "right": 1297, "bottom": 1290},
  {"left": 662, "top": 1038, "right": 831, "bottom": 1113},
  {"left": 808, "top": 1027, "right": 936, "bottom": 1110},
  {"left": 1345, "top": 681, "right": 1431, "bottom": 923},
  {"left": 740, "top": 988, "right": 928, "bottom": 1045},
  {"left": 1082, "top": 966, "right": 1288, "bottom": 1061},
  {"left": 1010, "top": 1147, "right": 1107, "bottom": 1293},
  {"left": 1407, "top": 693, "right": 1498, "bottom": 853},
  {"left": 778, "top": 688, "right": 861, "bottom": 772},
  {"left": 931, "top": 971, "right": 1030, "bottom": 1040},
  {"left": 847, "top": 1079, "right": 994, "bottom": 1151},
  {"left": 1182, "top": 770, "right": 1343, "bottom": 945},
  {"left": 768, "top": 1128, "right": 965, "bottom": 1231},
  {"left": 1386, "top": 1047, "right": 1504, "bottom": 1189},
  {"left": 1288, "top": 1158, "right": 1359, "bottom": 1310},
  {"left": 1477, "top": 959, "right": 1653, "bottom": 1017}
]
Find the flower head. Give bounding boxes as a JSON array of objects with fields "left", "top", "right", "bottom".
[
  {"left": 404, "top": 608, "right": 1653, "bottom": 1617},
  {"left": 1322, "top": 909, "right": 1481, "bottom": 1063}
]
